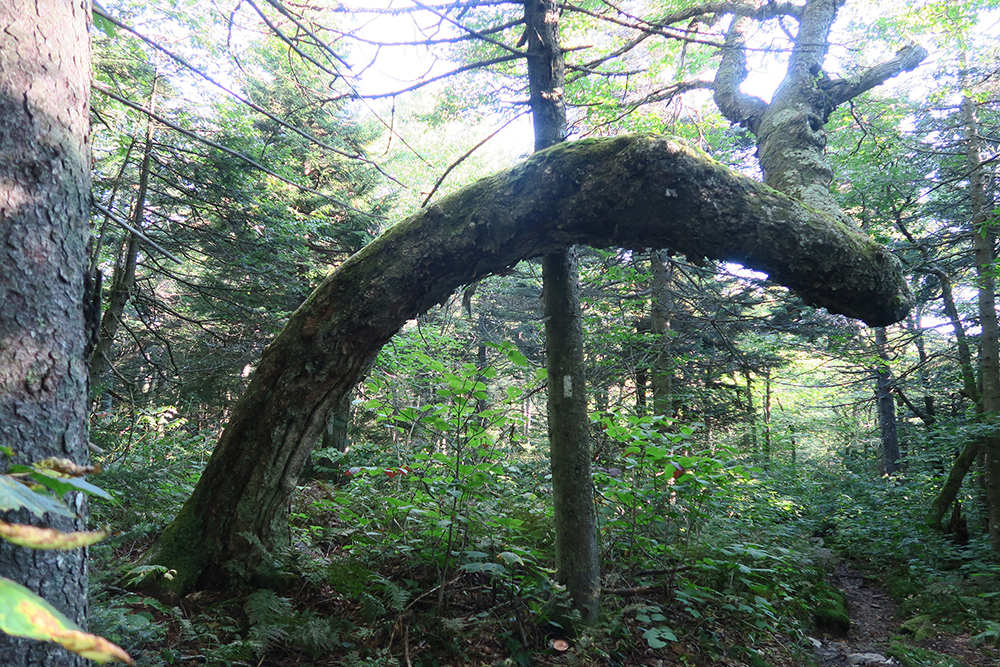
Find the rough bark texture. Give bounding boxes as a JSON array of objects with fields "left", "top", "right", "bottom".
[
  {"left": 713, "top": 0, "right": 926, "bottom": 222},
  {"left": 874, "top": 328, "right": 900, "bottom": 475},
  {"left": 526, "top": 0, "right": 600, "bottom": 621},
  {"left": 142, "top": 134, "right": 913, "bottom": 597},
  {"left": 0, "top": 1, "right": 92, "bottom": 664},
  {"left": 543, "top": 251, "right": 600, "bottom": 622}
]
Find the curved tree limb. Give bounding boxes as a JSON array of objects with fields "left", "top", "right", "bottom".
[
  {"left": 822, "top": 43, "right": 929, "bottom": 110},
  {"left": 141, "top": 134, "right": 912, "bottom": 598},
  {"left": 713, "top": 15, "right": 768, "bottom": 133}
]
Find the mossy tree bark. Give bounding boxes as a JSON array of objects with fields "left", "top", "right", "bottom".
[
  {"left": 713, "top": 0, "right": 926, "bottom": 219},
  {"left": 0, "top": 1, "right": 92, "bottom": 664},
  {"left": 141, "top": 134, "right": 913, "bottom": 598},
  {"left": 710, "top": 0, "right": 924, "bottom": 479}
]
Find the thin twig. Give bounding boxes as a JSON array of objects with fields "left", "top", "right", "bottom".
[{"left": 421, "top": 110, "right": 529, "bottom": 206}]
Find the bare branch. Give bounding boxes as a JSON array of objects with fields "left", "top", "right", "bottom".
[
  {"left": 361, "top": 53, "right": 524, "bottom": 99},
  {"left": 91, "top": 200, "right": 184, "bottom": 264},
  {"left": 823, "top": 43, "right": 929, "bottom": 109},
  {"left": 410, "top": 0, "right": 527, "bottom": 58},
  {"left": 91, "top": 6, "right": 399, "bottom": 184},
  {"left": 712, "top": 16, "right": 768, "bottom": 133},
  {"left": 421, "top": 109, "right": 529, "bottom": 206}
]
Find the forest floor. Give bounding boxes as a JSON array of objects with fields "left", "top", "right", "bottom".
[{"left": 809, "top": 562, "right": 998, "bottom": 667}]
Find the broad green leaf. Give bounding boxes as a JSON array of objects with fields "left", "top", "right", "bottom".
[
  {"left": 0, "top": 577, "right": 132, "bottom": 663},
  {"left": 29, "top": 472, "right": 113, "bottom": 501},
  {"left": 0, "top": 477, "right": 73, "bottom": 518},
  {"left": 0, "top": 521, "right": 108, "bottom": 550},
  {"left": 507, "top": 349, "right": 529, "bottom": 366}
]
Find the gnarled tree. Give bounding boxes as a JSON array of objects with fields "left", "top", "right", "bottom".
[{"left": 142, "top": 133, "right": 913, "bottom": 598}]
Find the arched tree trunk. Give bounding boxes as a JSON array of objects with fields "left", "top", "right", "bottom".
[{"left": 140, "top": 134, "right": 913, "bottom": 599}]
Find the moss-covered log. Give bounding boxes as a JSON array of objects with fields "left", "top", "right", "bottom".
[{"left": 142, "top": 134, "right": 912, "bottom": 598}]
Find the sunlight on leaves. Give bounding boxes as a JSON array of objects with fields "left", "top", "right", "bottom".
[{"left": 0, "top": 577, "right": 133, "bottom": 664}]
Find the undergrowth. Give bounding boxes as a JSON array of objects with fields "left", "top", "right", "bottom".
[{"left": 85, "top": 359, "right": 1000, "bottom": 666}]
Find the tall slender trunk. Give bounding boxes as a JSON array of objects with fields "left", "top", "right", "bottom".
[
  {"left": 874, "top": 327, "right": 901, "bottom": 475},
  {"left": 89, "top": 77, "right": 158, "bottom": 392},
  {"left": 927, "top": 267, "right": 982, "bottom": 527},
  {"left": 526, "top": 0, "right": 599, "bottom": 621},
  {"left": 763, "top": 371, "right": 772, "bottom": 467},
  {"left": 650, "top": 250, "right": 673, "bottom": 420},
  {"left": 0, "top": 1, "right": 92, "bottom": 664},
  {"left": 543, "top": 250, "right": 600, "bottom": 622},
  {"left": 962, "top": 91, "right": 1000, "bottom": 550},
  {"left": 743, "top": 368, "right": 757, "bottom": 455},
  {"left": 907, "top": 311, "right": 935, "bottom": 423}
]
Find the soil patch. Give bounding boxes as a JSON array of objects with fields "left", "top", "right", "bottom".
[{"left": 811, "top": 562, "right": 999, "bottom": 667}]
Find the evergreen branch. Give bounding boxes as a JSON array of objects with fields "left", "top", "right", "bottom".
[
  {"left": 91, "top": 200, "right": 183, "bottom": 265},
  {"left": 92, "top": 81, "right": 380, "bottom": 219},
  {"left": 90, "top": 5, "right": 399, "bottom": 184}
]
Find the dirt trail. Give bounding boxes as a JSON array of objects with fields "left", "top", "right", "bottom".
[{"left": 811, "top": 562, "right": 998, "bottom": 667}]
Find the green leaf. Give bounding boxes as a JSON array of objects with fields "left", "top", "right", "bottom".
[
  {"left": 0, "top": 577, "right": 132, "bottom": 663},
  {"left": 0, "top": 477, "right": 73, "bottom": 518},
  {"left": 508, "top": 350, "right": 529, "bottom": 367},
  {"left": 29, "top": 473, "right": 113, "bottom": 501}
]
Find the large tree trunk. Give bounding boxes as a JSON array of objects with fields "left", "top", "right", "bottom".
[
  {"left": 524, "top": 0, "right": 600, "bottom": 622},
  {"left": 711, "top": 0, "right": 924, "bottom": 477},
  {"left": 140, "top": 134, "right": 913, "bottom": 598},
  {"left": 714, "top": 0, "right": 925, "bottom": 217},
  {"left": 0, "top": 1, "right": 92, "bottom": 664}
]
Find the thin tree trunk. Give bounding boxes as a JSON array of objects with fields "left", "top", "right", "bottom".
[
  {"left": 0, "top": 1, "right": 92, "bottom": 664},
  {"left": 526, "top": 0, "right": 600, "bottom": 622},
  {"left": 543, "top": 250, "right": 600, "bottom": 622},
  {"left": 927, "top": 267, "right": 981, "bottom": 527},
  {"left": 875, "top": 327, "right": 901, "bottom": 475},
  {"left": 743, "top": 368, "right": 757, "bottom": 455},
  {"left": 907, "top": 311, "right": 935, "bottom": 423},
  {"left": 962, "top": 90, "right": 1000, "bottom": 550},
  {"left": 88, "top": 78, "right": 157, "bottom": 392},
  {"left": 635, "top": 366, "right": 648, "bottom": 416},
  {"left": 650, "top": 250, "right": 673, "bottom": 420},
  {"left": 763, "top": 370, "right": 772, "bottom": 467}
]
